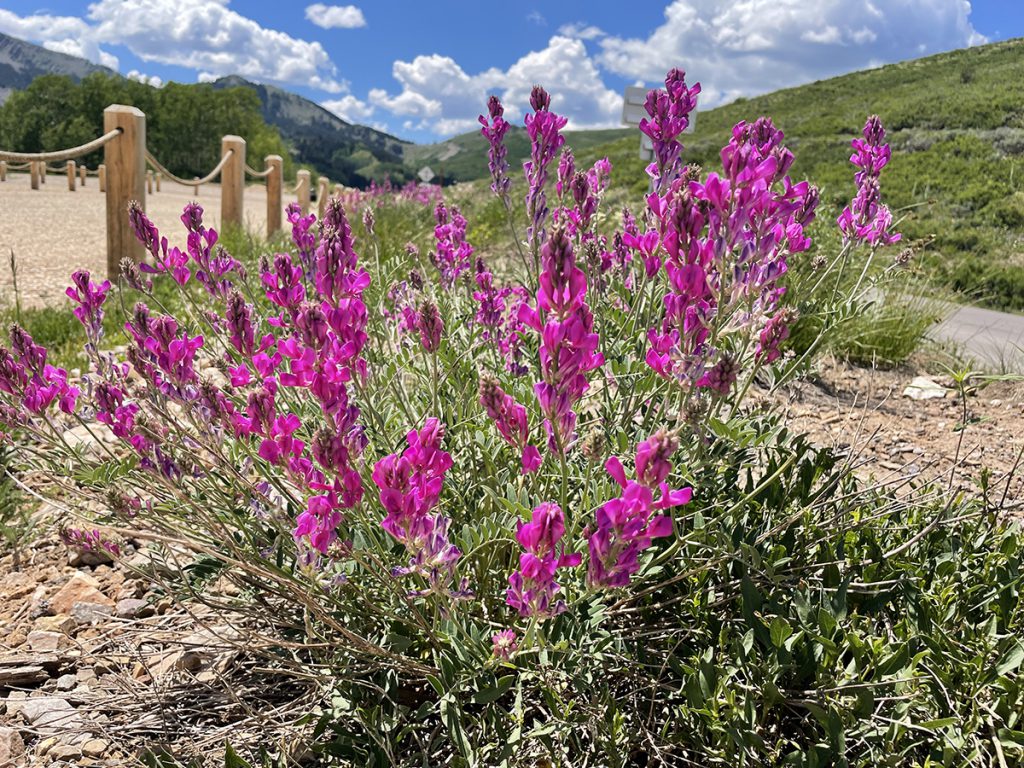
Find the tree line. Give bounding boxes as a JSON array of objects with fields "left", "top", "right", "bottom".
[{"left": 0, "top": 73, "right": 294, "bottom": 180}]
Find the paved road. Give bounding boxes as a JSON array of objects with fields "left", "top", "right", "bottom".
[{"left": 933, "top": 304, "right": 1024, "bottom": 372}]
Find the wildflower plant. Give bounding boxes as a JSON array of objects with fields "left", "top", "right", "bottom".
[{"left": 1, "top": 69, "right": 1021, "bottom": 768}]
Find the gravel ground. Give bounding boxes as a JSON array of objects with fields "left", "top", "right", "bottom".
[
  {"left": 0, "top": 169, "right": 286, "bottom": 309},
  {"left": 778, "top": 356, "right": 1024, "bottom": 509}
]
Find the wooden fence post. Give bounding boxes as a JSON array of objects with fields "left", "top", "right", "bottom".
[
  {"left": 296, "top": 169, "right": 311, "bottom": 215},
  {"left": 332, "top": 183, "right": 343, "bottom": 199},
  {"left": 39, "top": 163, "right": 45, "bottom": 184},
  {"left": 317, "top": 176, "right": 329, "bottom": 220},
  {"left": 104, "top": 104, "right": 146, "bottom": 279},
  {"left": 98, "top": 164, "right": 106, "bottom": 192},
  {"left": 146, "top": 169, "right": 153, "bottom": 195},
  {"left": 155, "top": 172, "right": 161, "bottom": 192},
  {"left": 221, "top": 135, "right": 245, "bottom": 230},
  {"left": 265, "top": 155, "right": 283, "bottom": 237},
  {"left": 0, "top": 161, "right": 6, "bottom": 182},
  {"left": 67, "top": 160, "right": 76, "bottom": 191},
  {"left": 193, "top": 176, "right": 199, "bottom": 196},
  {"left": 30, "top": 161, "right": 39, "bottom": 190},
  {"left": 79, "top": 165, "right": 86, "bottom": 187}
]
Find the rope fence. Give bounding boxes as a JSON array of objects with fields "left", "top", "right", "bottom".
[
  {"left": 145, "top": 148, "right": 234, "bottom": 188},
  {"left": 1, "top": 107, "right": 297, "bottom": 278},
  {"left": 244, "top": 163, "right": 273, "bottom": 179},
  {"left": 0, "top": 128, "right": 121, "bottom": 163}
]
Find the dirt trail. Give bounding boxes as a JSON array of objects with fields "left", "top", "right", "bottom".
[{"left": 0, "top": 170, "right": 283, "bottom": 309}]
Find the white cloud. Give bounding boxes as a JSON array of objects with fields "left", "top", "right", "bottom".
[
  {"left": 557, "top": 22, "right": 605, "bottom": 41},
  {"left": 0, "top": 9, "right": 119, "bottom": 70},
  {"left": 322, "top": 93, "right": 376, "bottom": 123},
  {"left": 0, "top": 2, "right": 345, "bottom": 93},
  {"left": 305, "top": 4, "right": 366, "bottom": 30},
  {"left": 527, "top": 11, "right": 547, "bottom": 26},
  {"left": 599, "top": 0, "right": 987, "bottom": 108},
  {"left": 370, "top": 35, "right": 621, "bottom": 136},
  {"left": 127, "top": 69, "right": 164, "bottom": 88}
]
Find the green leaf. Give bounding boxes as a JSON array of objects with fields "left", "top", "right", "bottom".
[
  {"left": 474, "top": 675, "right": 516, "bottom": 705},
  {"left": 224, "top": 743, "right": 253, "bottom": 768},
  {"left": 770, "top": 617, "right": 793, "bottom": 648},
  {"left": 996, "top": 641, "right": 1024, "bottom": 677}
]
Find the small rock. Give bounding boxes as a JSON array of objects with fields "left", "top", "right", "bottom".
[
  {"left": 56, "top": 674, "right": 77, "bottom": 691},
  {"left": 903, "top": 376, "right": 948, "bottom": 400},
  {"left": 50, "top": 573, "right": 112, "bottom": 614},
  {"left": 34, "top": 614, "right": 76, "bottom": 634},
  {"left": 34, "top": 736, "right": 58, "bottom": 757},
  {"left": 0, "top": 727, "right": 25, "bottom": 763},
  {"left": 71, "top": 601, "right": 114, "bottom": 625},
  {"left": 69, "top": 548, "right": 115, "bottom": 567},
  {"left": 26, "top": 630, "right": 65, "bottom": 652},
  {"left": 115, "top": 598, "right": 153, "bottom": 619},
  {"left": 82, "top": 738, "right": 108, "bottom": 757},
  {"left": 19, "top": 696, "right": 81, "bottom": 731},
  {"left": 49, "top": 743, "right": 83, "bottom": 761}
]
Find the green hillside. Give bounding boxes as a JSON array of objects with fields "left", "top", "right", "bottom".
[
  {"left": 434, "top": 38, "right": 1024, "bottom": 311},
  {"left": 404, "top": 126, "right": 631, "bottom": 184},
  {"left": 576, "top": 38, "right": 1024, "bottom": 312}
]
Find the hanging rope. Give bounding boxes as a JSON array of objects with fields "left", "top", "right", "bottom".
[
  {"left": 0, "top": 128, "right": 122, "bottom": 163},
  {"left": 244, "top": 163, "right": 273, "bottom": 179},
  {"left": 144, "top": 148, "right": 234, "bottom": 187},
  {"left": 3, "top": 162, "right": 32, "bottom": 171}
]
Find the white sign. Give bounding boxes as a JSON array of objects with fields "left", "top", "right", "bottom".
[{"left": 418, "top": 166, "right": 435, "bottom": 183}]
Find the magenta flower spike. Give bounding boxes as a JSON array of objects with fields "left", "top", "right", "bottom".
[
  {"left": 587, "top": 431, "right": 692, "bottom": 589},
  {"left": 507, "top": 502, "right": 581, "bottom": 618}
]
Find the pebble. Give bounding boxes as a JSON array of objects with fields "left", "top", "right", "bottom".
[
  {"left": 82, "top": 738, "right": 108, "bottom": 757},
  {"left": 56, "top": 674, "right": 77, "bottom": 691},
  {"left": 71, "top": 601, "right": 114, "bottom": 625},
  {"left": 115, "top": 597, "right": 153, "bottom": 619},
  {"left": 26, "top": 629, "right": 65, "bottom": 652}
]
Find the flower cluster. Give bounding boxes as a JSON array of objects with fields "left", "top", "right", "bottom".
[
  {"left": 479, "top": 95, "right": 511, "bottom": 201},
  {"left": 507, "top": 503, "right": 581, "bottom": 618},
  {"left": 587, "top": 431, "right": 692, "bottom": 588},
  {"left": 478, "top": 374, "right": 542, "bottom": 473},
  {"left": 837, "top": 115, "right": 901, "bottom": 247},
  {"left": 66, "top": 270, "right": 110, "bottom": 346},
  {"left": 332, "top": 178, "right": 443, "bottom": 213},
  {"left": 523, "top": 86, "right": 568, "bottom": 257},
  {"left": 520, "top": 227, "right": 604, "bottom": 454},
  {"left": 0, "top": 327, "right": 78, "bottom": 419},
  {"left": 59, "top": 527, "right": 121, "bottom": 558},
  {"left": 643, "top": 116, "right": 818, "bottom": 390},
  {"left": 431, "top": 202, "right": 473, "bottom": 288},
  {"left": 372, "top": 418, "right": 467, "bottom": 596},
  {"left": 639, "top": 68, "right": 701, "bottom": 192}
]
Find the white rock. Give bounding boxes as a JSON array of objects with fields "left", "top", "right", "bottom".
[{"left": 903, "top": 376, "right": 948, "bottom": 400}]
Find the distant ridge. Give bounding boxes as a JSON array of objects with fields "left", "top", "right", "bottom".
[
  {"left": 210, "top": 75, "right": 411, "bottom": 187},
  {"left": 0, "top": 32, "right": 116, "bottom": 104}
]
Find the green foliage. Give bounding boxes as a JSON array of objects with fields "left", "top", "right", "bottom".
[{"left": 0, "top": 73, "right": 293, "bottom": 180}]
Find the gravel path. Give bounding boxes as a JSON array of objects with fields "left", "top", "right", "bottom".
[{"left": 0, "top": 169, "right": 286, "bottom": 309}]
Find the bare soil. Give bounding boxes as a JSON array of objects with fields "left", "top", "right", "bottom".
[{"left": 0, "top": 170, "right": 282, "bottom": 309}]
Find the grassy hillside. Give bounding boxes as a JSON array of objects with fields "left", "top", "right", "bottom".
[
  {"left": 434, "top": 38, "right": 1024, "bottom": 311},
  {"left": 404, "top": 126, "right": 631, "bottom": 184},
  {"left": 573, "top": 38, "right": 1024, "bottom": 311}
]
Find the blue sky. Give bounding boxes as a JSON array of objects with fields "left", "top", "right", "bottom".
[{"left": 0, "top": 1, "right": 1019, "bottom": 143}]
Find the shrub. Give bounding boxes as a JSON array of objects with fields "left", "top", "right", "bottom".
[{"left": 1, "top": 71, "right": 1021, "bottom": 767}]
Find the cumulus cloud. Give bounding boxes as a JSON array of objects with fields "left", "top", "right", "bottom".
[
  {"left": 305, "top": 4, "right": 367, "bottom": 30},
  {"left": 0, "top": 9, "right": 119, "bottom": 69},
  {"left": 322, "top": 93, "right": 376, "bottom": 123},
  {"left": 370, "top": 35, "right": 622, "bottom": 136},
  {"left": 599, "top": 0, "right": 987, "bottom": 107},
  {"left": 127, "top": 69, "right": 164, "bottom": 88},
  {"left": 557, "top": 22, "right": 605, "bottom": 41},
  {"left": 0, "top": 2, "right": 345, "bottom": 93}
]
